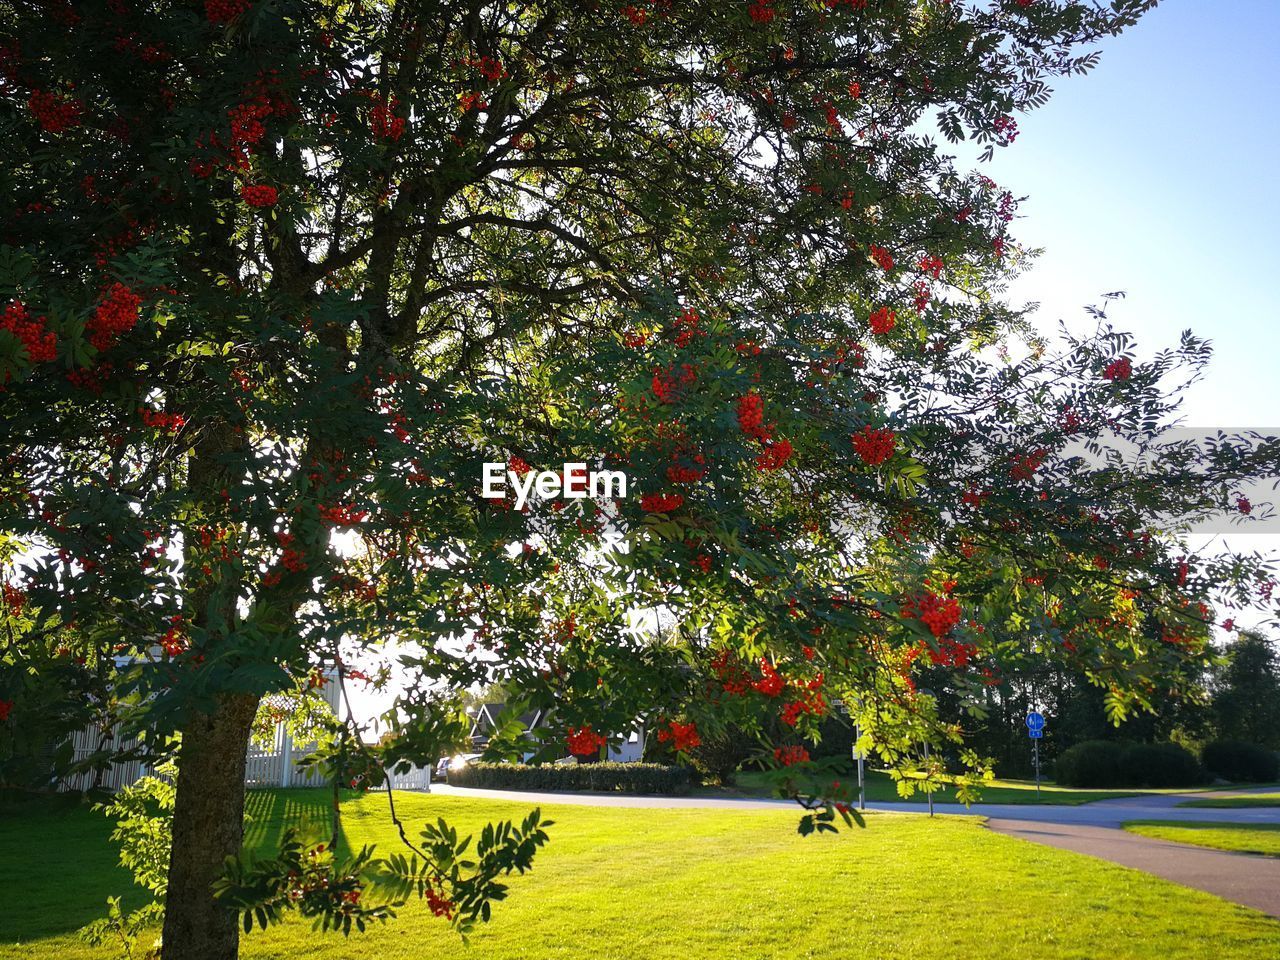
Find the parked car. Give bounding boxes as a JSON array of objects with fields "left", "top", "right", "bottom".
[{"left": 435, "top": 753, "right": 482, "bottom": 782}]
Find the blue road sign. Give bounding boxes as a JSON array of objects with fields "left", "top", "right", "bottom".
[
  {"left": 1028, "top": 728, "right": 1043, "bottom": 739},
  {"left": 1025, "top": 711, "right": 1045, "bottom": 733}
]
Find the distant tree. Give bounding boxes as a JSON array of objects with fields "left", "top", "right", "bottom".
[
  {"left": 1212, "top": 631, "right": 1280, "bottom": 748},
  {"left": 461, "top": 683, "right": 512, "bottom": 712}
]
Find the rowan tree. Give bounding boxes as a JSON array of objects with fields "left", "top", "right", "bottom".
[{"left": 1, "top": 2, "right": 1277, "bottom": 959}]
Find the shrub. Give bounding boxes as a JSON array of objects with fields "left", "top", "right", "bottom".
[
  {"left": 1201, "top": 741, "right": 1280, "bottom": 783},
  {"left": 447, "top": 761, "right": 692, "bottom": 795},
  {"left": 684, "top": 727, "right": 755, "bottom": 786},
  {"left": 1054, "top": 740, "right": 1126, "bottom": 787},
  {"left": 1055, "top": 740, "right": 1204, "bottom": 788},
  {"left": 1120, "top": 742, "right": 1204, "bottom": 788}
]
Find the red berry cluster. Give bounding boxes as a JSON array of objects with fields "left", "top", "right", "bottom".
[
  {"left": 28, "top": 89, "right": 82, "bottom": 133},
  {"left": 747, "top": 0, "right": 776, "bottom": 23},
  {"left": 3, "top": 583, "right": 26, "bottom": 614},
  {"left": 240, "top": 184, "right": 278, "bottom": 208},
  {"left": 140, "top": 407, "right": 186, "bottom": 433},
  {"left": 205, "top": 0, "right": 249, "bottom": 23},
  {"left": 756, "top": 438, "right": 792, "bottom": 472},
  {"left": 851, "top": 425, "right": 896, "bottom": 466},
  {"left": 1102, "top": 357, "right": 1132, "bottom": 381},
  {"left": 87, "top": 283, "right": 142, "bottom": 352},
  {"left": 672, "top": 306, "right": 702, "bottom": 347},
  {"left": 736, "top": 393, "right": 769, "bottom": 440},
  {"left": 159, "top": 615, "right": 187, "bottom": 656},
  {"left": 992, "top": 114, "right": 1019, "bottom": 145},
  {"left": 266, "top": 532, "right": 308, "bottom": 580},
  {"left": 901, "top": 590, "right": 962, "bottom": 638},
  {"left": 781, "top": 683, "right": 828, "bottom": 726},
  {"left": 666, "top": 450, "right": 706, "bottom": 484},
  {"left": 917, "top": 255, "right": 944, "bottom": 278},
  {"left": 868, "top": 306, "right": 896, "bottom": 335},
  {"left": 66, "top": 361, "right": 113, "bottom": 393},
  {"left": 318, "top": 503, "right": 369, "bottom": 526},
  {"left": 710, "top": 649, "right": 751, "bottom": 695},
  {"left": 228, "top": 102, "right": 270, "bottom": 148},
  {"left": 869, "top": 244, "right": 894, "bottom": 271},
  {"left": 737, "top": 394, "right": 791, "bottom": 470},
  {"left": 774, "top": 744, "right": 810, "bottom": 766},
  {"left": 656, "top": 720, "right": 701, "bottom": 752},
  {"left": 0, "top": 699, "right": 12, "bottom": 721},
  {"left": 369, "top": 96, "right": 406, "bottom": 142},
  {"left": 464, "top": 55, "right": 507, "bottom": 83},
  {"left": 926, "top": 637, "right": 978, "bottom": 668},
  {"left": 640, "top": 492, "right": 684, "bottom": 513},
  {"left": 425, "top": 883, "right": 455, "bottom": 919},
  {"left": 565, "top": 725, "right": 607, "bottom": 756},
  {"left": 752, "top": 658, "right": 785, "bottom": 697},
  {"left": 652, "top": 362, "right": 697, "bottom": 403},
  {"left": 1010, "top": 447, "right": 1047, "bottom": 481},
  {"left": 1, "top": 301, "right": 56, "bottom": 366},
  {"left": 913, "top": 280, "right": 931, "bottom": 314}
]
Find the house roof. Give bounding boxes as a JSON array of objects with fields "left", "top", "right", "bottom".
[{"left": 469, "top": 703, "right": 549, "bottom": 735}]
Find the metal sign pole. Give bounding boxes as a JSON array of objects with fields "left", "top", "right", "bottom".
[
  {"left": 855, "top": 721, "right": 865, "bottom": 811},
  {"left": 1025, "top": 710, "right": 1046, "bottom": 801},
  {"left": 924, "top": 741, "right": 934, "bottom": 817}
]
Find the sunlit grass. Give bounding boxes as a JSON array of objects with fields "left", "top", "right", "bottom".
[
  {"left": 4, "top": 788, "right": 1280, "bottom": 960},
  {"left": 720, "top": 768, "right": 1149, "bottom": 805},
  {"left": 1178, "top": 793, "right": 1280, "bottom": 809},
  {"left": 1123, "top": 821, "right": 1280, "bottom": 857}
]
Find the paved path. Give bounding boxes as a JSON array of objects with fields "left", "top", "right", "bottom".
[
  {"left": 430, "top": 783, "right": 1280, "bottom": 825},
  {"left": 428, "top": 783, "right": 1280, "bottom": 916},
  {"left": 429, "top": 783, "right": 796, "bottom": 810},
  {"left": 987, "top": 816, "right": 1280, "bottom": 918}
]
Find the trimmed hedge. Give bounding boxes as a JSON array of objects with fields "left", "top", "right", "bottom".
[
  {"left": 1054, "top": 740, "right": 1125, "bottom": 788},
  {"left": 448, "top": 761, "right": 692, "bottom": 795},
  {"left": 1055, "top": 740, "right": 1205, "bottom": 788},
  {"left": 1122, "top": 742, "right": 1204, "bottom": 788},
  {"left": 1201, "top": 741, "right": 1280, "bottom": 783}
]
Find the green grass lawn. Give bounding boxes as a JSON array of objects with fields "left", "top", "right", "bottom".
[
  {"left": 713, "top": 769, "right": 1279, "bottom": 807},
  {"left": 715, "top": 768, "right": 1155, "bottom": 806},
  {"left": 1178, "top": 793, "right": 1280, "bottom": 809},
  {"left": 1123, "top": 821, "right": 1280, "bottom": 857},
  {"left": 4, "top": 789, "right": 1280, "bottom": 960}
]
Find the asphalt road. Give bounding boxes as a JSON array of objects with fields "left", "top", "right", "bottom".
[
  {"left": 986, "top": 815, "right": 1280, "bottom": 917},
  {"left": 428, "top": 784, "right": 1280, "bottom": 916}
]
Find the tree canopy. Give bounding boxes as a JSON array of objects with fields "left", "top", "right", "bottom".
[{"left": 1, "top": 1, "right": 1277, "bottom": 958}]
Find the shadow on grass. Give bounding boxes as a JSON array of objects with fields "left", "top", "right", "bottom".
[
  {"left": 243, "top": 786, "right": 347, "bottom": 853},
  {"left": 0, "top": 791, "right": 144, "bottom": 942},
  {"left": 0, "top": 788, "right": 351, "bottom": 946}
]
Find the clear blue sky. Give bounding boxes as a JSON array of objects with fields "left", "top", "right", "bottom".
[{"left": 980, "top": 0, "right": 1280, "bottom": 428}]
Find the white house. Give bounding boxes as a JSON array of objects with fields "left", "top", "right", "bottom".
[{"left": 466, "top": 702, "right": 647, "bottom": 763}]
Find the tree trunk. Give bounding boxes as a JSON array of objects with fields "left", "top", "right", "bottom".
[{"left": 160, "top": 691, "right": 259, "bottom": 960}]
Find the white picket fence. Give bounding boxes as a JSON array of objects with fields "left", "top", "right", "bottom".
[
  {"left": 59, "top": 676, "right": 435, "bottom": 793},
  {"left": 59, "top": 724, "right": 153, "bottom": 793},
  {"left": 385, "top": 763, "right": 434, "bottom": 792},
  {"left": 59, "top": 720, "right": 437, "bottom": 794}
]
